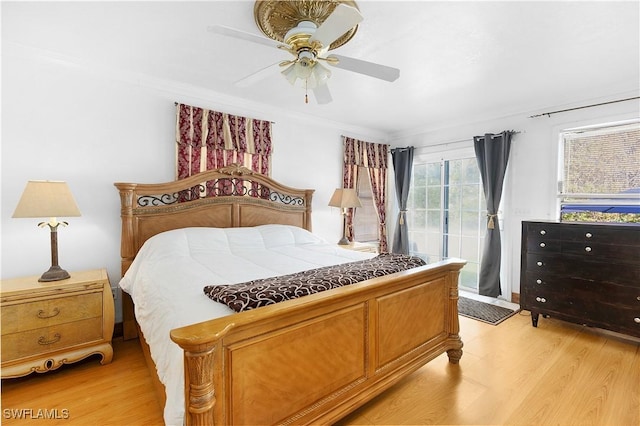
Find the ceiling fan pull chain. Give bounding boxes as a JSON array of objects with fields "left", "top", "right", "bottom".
[{"left": 305, "top": 79, "right": 309, "bottom": 104}]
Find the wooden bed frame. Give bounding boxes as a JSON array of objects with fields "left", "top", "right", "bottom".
[{"left": 115, "top": 164, "right": 464, "bottom": 426}]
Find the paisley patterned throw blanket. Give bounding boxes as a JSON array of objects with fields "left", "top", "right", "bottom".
[{"left": 203, "top": 253, "right": 426, "bottom": 312}]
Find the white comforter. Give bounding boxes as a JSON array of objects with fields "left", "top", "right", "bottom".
[{"left": 119, "top": 225, "right": 376, "bottom": 425}]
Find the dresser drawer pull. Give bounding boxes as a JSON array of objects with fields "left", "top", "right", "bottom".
[
  {"left": 536, "top": 297, "right": 547, "bottom": 303},
  {"left": 38, "top": 333, "right": 61, "bottom": 345},
  {"left": 637, "top": 296, "right": 640, "bottom": 301},
  {"left": 537, "top": 261, "right": 543, "bottom": 267},
  {"left": 540, "top": 230, "right": 546, "bottom": 235},
  {"left": 36, "top": 307, "right": 60, "bottom": 319},
  {"left": 585, "top": 232, "right": 592, "bottom": 238},
  {"left": 635, "top": 318, "right": 640, "bottom": 324},
  {"left": 585, "top": 247, "right": 592, "bottom": 252},
  {"left": 539, "top": 242, "right": 546, "bottom": 248},
  {"left": 536, "top": 279, "right": 542, "bottom": 284}
]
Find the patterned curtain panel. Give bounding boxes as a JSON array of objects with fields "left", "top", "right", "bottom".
[
  {"left": 175, "top": 103, "right": 272, "bottom": 179},
  {"left": 342, "top": 136, "right": 389, "bottom": 253}
]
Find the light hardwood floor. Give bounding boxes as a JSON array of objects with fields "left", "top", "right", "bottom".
[{"left": 2, "top": 311, "right": 639, "bottom": 425}]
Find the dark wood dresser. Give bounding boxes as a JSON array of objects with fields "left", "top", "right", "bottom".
[{"left": 520, "top": 220, "right": 640, "bottom": 338}]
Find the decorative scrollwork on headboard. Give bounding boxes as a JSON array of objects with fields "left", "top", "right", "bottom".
[{"left": 136, "top": 177, "right": 305, "bottom": 207}]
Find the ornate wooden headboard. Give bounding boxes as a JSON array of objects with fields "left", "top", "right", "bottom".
[
  {"left": 114, "top": 164, "right": 314, "bottom": 340},
  {"left": 114, "top": 164, "right": 315, "bottom": 277}
]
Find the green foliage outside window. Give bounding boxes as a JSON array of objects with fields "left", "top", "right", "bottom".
[{"left": 561, "top": 212, "right": 640, "bottom": 223}]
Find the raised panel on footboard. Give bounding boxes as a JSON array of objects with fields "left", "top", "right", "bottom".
[
  {"left": 376, "top": 278, "right": 446, "bottom": 368},
  {"left": 226, "top": 305, "right": 367, "bottom": 425}
]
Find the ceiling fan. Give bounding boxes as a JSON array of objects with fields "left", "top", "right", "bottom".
[{"left": 208, "top": 0, "right": 400, "bottom": 104}]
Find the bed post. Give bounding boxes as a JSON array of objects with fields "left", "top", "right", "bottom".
[
  {"left": 115, "top": 183, "right": 139, "bottom": 340},
  {"left": 446, "top": 268, "right": 464, "bottom": 363},
  {"left": 172, "top": 324, "right": 235, "bottom": 426},
  {"left": 183, "top": 343, "right": 218, "bottom": 425},
  {"left": 304, "top": 189, "right": 314, "bottom": 232}
]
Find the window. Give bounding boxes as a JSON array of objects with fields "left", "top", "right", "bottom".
[
  {"left": 559, "top": 120, "right": 640, "bottom": 223},
  {"left": 353, "top": 167, "right": 379, "bottom": 242},
  {"left": 408, "top": 155, "right": 486, "bottom": 292}
]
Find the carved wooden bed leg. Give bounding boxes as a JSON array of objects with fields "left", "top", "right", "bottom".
[
  {"left": 446, "top": 345, "right": 464, "bottom": 364},
  {"left": 183, "top": 342, "right": 218, "bottom": 426}
]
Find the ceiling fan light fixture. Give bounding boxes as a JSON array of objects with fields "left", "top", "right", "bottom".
[
  {"left": 312, "top": 62, "right": 331, "bottom": 86},
  {"left": 281, "top": 63, "right": 298, "bottom": 86},
  {"left": 295, "top": 60, "right": 314, "bottom": 79}
]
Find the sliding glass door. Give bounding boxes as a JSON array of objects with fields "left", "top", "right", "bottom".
[{"left": 407, "top": 155, "right": 486, "bottom": 292}]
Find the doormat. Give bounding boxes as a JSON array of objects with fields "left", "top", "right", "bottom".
[{"left": 458, "top": 296, "right": 518, "bottom": 325}]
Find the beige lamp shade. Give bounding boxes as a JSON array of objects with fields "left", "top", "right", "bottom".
[
  {"left": 12, "top": 181, "right": 81, "bottom": 219},
  {"left": 328, "top": 188, "right": 362, "bottom": 209}
]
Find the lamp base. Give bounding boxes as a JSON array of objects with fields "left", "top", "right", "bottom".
[
  {"left": 337, "top": 236, "right": 350, "bottom": 245},
  {"left": 39, "top": 265, "right": 71, "bottom": 282}
]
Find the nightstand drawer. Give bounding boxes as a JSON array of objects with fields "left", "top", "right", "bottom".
[
  {"left": 2, "top": 317, "right": 103, "bottom": 362},
  {"left": 1, "top": 292, "right": 102, "bottom": 335}
]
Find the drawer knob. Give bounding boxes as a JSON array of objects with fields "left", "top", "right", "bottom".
[
  {"left": 540, "top": 230, "right": 546, "bottom": 235},
  {"left": 537, "top": 261, "right": 543, "bottom": 267},
  {"left": 536, "top": 297, "right": 547, "bottom": 303},
  {"left": 536, "top": 279, "right": 542, "bottom": 284},
  {"left": 634, "top": 318, "right": 640, "bottom": 324},
  {"left": 37, "top": 307, "right": 60, "bottom": 319},
  {"left": 539, "top": 242, "right": 546, "bottom": 248},
  {"left": 637, "top": 296, "right": 640, "bottom": 301},
  {"left": 38, "top": 333, "right": 61, "bottom": 346},
  {"left": 585, "top": 232, "right": 592, "bottom": 238},
  {"left": 585, "top": 247, "right": 592, "bottom": 252}
]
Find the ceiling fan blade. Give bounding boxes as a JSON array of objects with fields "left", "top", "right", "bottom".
[
  {"left": 235, "top": 62, "right": 282, "bottom": 88},
  {"left": 207, "top": 25, "right": 279, "bottom": 49},
  {"left": 309, "top": 4, "right": 363, "bottom": 48},
  {"left": 327, "top": 54, "right": 400, "bottom": 82},
  {"left": 313, "top": 83, "right": 332, "bottom": 104}
]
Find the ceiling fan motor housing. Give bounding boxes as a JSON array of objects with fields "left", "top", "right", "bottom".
[{"left": 284, "top": 21, "right": 324, "bottom": 64}]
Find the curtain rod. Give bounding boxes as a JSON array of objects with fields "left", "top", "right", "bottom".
[
  {"left": 411, "top": 130, "right": 522, "bottom": 150},
  {"left": 528, "top": 97, "right": 639, "bottom": 118}
]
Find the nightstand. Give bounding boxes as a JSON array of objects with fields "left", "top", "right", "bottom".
[
  {"left": 1, "top": 269, "right": 114, "bottom": 378},
  {"left": 341, "top": 241, "right": 378, "bottom": 253}
]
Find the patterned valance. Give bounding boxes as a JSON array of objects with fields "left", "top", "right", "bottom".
[
  {"left": 343, "top": 136, "right": 388, "bottom": 169},
  {"left": 175, "top": 103, "right": 272, "bottom": 179},
  {"left": 176, "top": 103, "right": 272, "bottom": 155}
]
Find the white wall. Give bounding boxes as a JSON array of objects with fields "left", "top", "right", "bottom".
[
  {"left": 389, "top": 95, "right": 639, "bottom": 299},
  {"left": 0, "top": 43, "right": 386, "bottom": 322}
]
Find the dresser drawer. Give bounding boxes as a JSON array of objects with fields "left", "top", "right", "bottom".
[
  {"left": 525, "top": 254, "right": 640, "bottom": 285},
  {"left": 1, "top": 292, "right": 102, "bottom": 335},
  {"left": 525, "top": 254, "right": 568, "bottom": 275},
  {"left": 1, "top": 317, "right": 103, "bottom": 362},
  {"left": 524, "top": 274, "right": 640, "bottom": 305},
  {"left": 562, "top": 241, "right": 640, "bottom": 262},
  {"left": 526, "top": 238, "right": 561, "bottom": 253},
  {"left": 562, "top": 225, "right": 640, "bottom": 246},
  {"left": 525, "top": 222, "right": 563, "bottom": 240}
]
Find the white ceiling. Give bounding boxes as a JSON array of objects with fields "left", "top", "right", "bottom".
[{"left": 3, "top": 1, "right": 639, "bottom": 135}]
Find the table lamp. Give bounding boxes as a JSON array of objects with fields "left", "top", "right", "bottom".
[
  {"left": 328, "top": 188, "right": 362, "bottom": 245},
  {"left": 12, "top": 180, "right": 81, "bottom": 282}
]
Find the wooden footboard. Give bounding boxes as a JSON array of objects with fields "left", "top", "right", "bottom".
[{"left": 170, "top": 259, "right": 464, "bottom": 425}]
